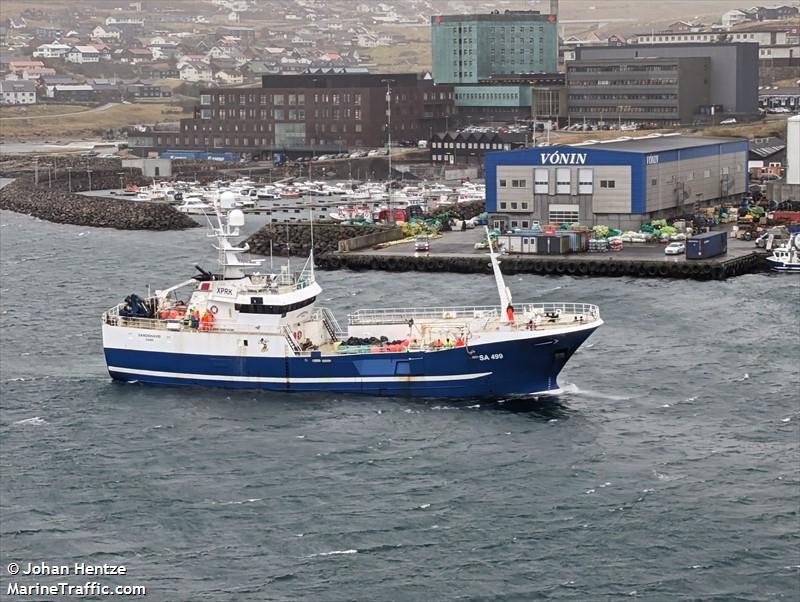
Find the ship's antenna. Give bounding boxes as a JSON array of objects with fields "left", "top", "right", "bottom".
[
  {"left": 285, "top": 222, "right": 291, "bottom": 273},
  {"left": 309, "top": 207, "right": 315, "bottom": 279}
]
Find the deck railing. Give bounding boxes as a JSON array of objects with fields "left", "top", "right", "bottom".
[
  {"left": 348, "top": 303, "right": 600, "bottom": 326},
  {"left": 104, "top": 302, "right": 600, "bottom": 337}
]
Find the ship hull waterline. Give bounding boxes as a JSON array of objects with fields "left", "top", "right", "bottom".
[{"left": 103, "top": 326, "right": 599, "bottom": 398}]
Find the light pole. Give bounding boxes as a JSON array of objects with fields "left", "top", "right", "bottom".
[
  {"left": 87, "top": 168, "right": 93, "bottom": 192},
  {"left": 67, "top": 167, "right": 72, "bottom": 192},
  {"left": 47, "top": 164, "right": 52, "bottom": 188},
  {"left": 34, "top": 158, "right": 39, "bottom": 186},
  {"left": 381, "top": 78, "right": 394, "bottom": 223},
  {"left": 118, "top": 171, "right": 124, "bottom": 192}
]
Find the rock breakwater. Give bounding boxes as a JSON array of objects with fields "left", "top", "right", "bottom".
[
  {"left": 0, "top": 177, "right": 197, "bottom": 230},
  {"left": 246, "top": 223, "right": 400, "bottom": 256}
]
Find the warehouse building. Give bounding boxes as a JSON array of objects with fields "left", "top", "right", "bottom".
[
  {"left": 485, "top": 134, "right": 749, "bottom": 231},
  {"left": 567, "top": 56, "right": 711, "bottom": 126},
  {"left": 571, "top": 43, "right": 759, "bottom": 120}
]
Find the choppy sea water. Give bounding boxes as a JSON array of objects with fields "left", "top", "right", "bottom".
[{"left": 1, "top": 210, "right": 798, "bottom": 601}]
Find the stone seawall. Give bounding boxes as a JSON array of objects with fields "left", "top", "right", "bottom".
[
  {"left": 337, "top": 228, "right": 405, "bottom": 252},
  {"left": 246, "top": 223, "right": 402, "bottom": 256},
  {"left": 316, "top": 252, "right": 765, "bottom": 280},
  {"left": 0, "top": 177, "right": 198, "bottom": 230},
  {"left": 427, "top": 200, "right": 484, "bottom": 221}
]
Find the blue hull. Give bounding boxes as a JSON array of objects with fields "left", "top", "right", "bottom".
[
  {"left": 105, "top": 327, "right": 598, "bottom": 398},
  {"left": 766, "top": 261, "right": 800, "bottom": 272}
]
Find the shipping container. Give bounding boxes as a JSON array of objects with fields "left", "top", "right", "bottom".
[
  {"left": 160, "top": 150, "right": 238, "bottom": 162},
  {"left": 535, "top": 235, "right": 570, "bottom": 255},
  {"left": 556, "top": 231, "right": 588, "bottom": 252},
  {"left": 771, "top": 211, "right": 800, "bottom": 223},
  {"left": 686, "top": 230, "right": 727, "bottom": 259},
  {"left": 498, "top": 234, "right": 537, "bottom": 254},
  {"left": 522, "top": 235, "right": 537, "bottom": 254}
]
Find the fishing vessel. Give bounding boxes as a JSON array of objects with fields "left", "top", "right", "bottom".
[
  {"left": 765, "top": 233, "right": 800, "bottom": 272},
  {"left": 101, "top": 194, "right": 602, "bottom": 397}
]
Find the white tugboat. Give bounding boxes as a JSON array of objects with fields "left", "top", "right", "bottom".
[{"left": 101, "top": 193, "right": 602, "bottom": 397}]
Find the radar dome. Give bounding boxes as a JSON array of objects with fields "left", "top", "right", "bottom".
[
  {"left": 228, "top": 209, "right": 245, "bottom": 227},
  {"left": 220, "top": 191, "right": 237, "bottom": 209}
]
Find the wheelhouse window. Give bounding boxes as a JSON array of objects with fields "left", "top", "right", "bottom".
[{"left": 235, "top": 296, "right": 316, "bottom": 316}]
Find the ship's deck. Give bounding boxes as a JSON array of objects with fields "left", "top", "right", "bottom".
[{"left": 103, "top": 303, "right": 600, "bottom": 355}]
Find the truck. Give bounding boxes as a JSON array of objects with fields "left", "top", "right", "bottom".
[{"left": 686, "top": 230, "right": 727, "bottom": 260}]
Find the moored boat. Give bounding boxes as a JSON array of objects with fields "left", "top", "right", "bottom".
[{"left": 766, "top": 233, "right": 800, "bottom": 272}]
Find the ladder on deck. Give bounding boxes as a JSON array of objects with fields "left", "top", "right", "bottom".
[
  {"left": 282, "top": 326, "right": 301, "bottom": 353},
  {"left": 319, "top": 307, "right": 345, "bottom": 342}
]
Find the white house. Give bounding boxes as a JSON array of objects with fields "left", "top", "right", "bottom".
[
  {"left": 105, "top": 16, "right": 144, "bottom": 26},
  {"left": 179, "top": 62, "right": 213, "bottom": 82},
  {"left": 92, "top": 25, "right": 121, "bottom": 40},
  {"left": 66, "top": 46, "right": 101, "bottom": 64},
  {"left": 214, "top": 69, "right": 243, "bottom": 85},
  {"left": 722, "top": 9, "right": 749, "bottom": 29},
  {"left": 206, "top": 45, "right": 234, "bottom": 60},
  {"left": 355, "top": 33, "right": 392, "bottom": 48},
  {"left": 0, "top": 80, "right": 37, "bottom": 105},
  {"left": 32, "top": 41, "right": 72, "bottom": 59}
]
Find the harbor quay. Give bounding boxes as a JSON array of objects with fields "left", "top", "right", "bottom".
[{"left": 317, "top": 228, "right": 768, "bottom": 280}]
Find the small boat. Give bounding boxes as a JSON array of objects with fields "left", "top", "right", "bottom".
[
  {"left": 256, "top": 186, "right": 280, "bottom": 200},
  {"left": 766, "top": 233, "right": 800, "bottom": 272},
  {"left": 176, "top": 197, "right": 213, "bottom": 215}
]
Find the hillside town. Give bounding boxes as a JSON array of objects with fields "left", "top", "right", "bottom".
[{"left": 0, "top": 1, "right": 796, "bottom": 114}]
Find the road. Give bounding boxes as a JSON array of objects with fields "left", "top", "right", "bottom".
[
  {"left": 0, "top": 103, "right": 117, "bottom": 121},
  {"left": 0, "top": 139, "right": 125, "bottom": 155}
]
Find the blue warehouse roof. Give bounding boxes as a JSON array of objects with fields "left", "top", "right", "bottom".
[{"left": 484, "top": 134, "right": 749, "bottom": 167}]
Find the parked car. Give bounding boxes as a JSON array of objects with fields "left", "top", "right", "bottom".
[
  {"left": 664, "top": 242, "right": 686, "bottom": 255},
  {"left": 414, "top": 235, "right": 430, "bottom": 252},
  {"left": 719, "top": 118, "right": 737, "bottom": 125}
]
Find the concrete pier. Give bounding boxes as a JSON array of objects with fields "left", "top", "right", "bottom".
[{"left": 316, "top": 229, "right": 768, "bottom": 280}]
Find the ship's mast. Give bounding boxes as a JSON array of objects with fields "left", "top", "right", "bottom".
[
  {"left": 485, "top": 226, "right": 512, "bottom": 321},
  {"left": 210, "top": 192, "right": 262, "bottom": 279}
]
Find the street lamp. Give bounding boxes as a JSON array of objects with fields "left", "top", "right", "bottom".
[
  {"left": 87, "top": 168, "right": 93, "bottom": 192},
  {"left": 118, "top": 171, "right": 125, "bottom": 192},
  {"left": 381, "top": 78, "right": 394, "bottom": 223},
  {"left": 67, "top": 167, "right": 73, "bottom": 192}
]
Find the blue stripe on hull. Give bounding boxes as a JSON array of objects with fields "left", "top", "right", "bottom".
[
  {"left": 104, "top": 327, "right": 597, "bottom": 398},
  {"left": 766, "top": 258, "right": 800, "bottom": 272}
]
